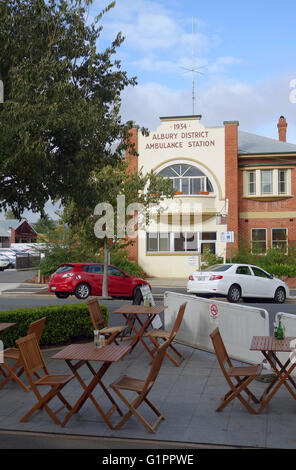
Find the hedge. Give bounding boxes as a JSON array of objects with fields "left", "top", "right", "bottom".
[{"left": 0, "top": 303, "right": 109, "bottom": 348}]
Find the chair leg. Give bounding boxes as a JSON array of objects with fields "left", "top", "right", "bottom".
[
  {"left": 0, "top": 362, "right": 30, "bottom": 392},
  {"left": 217, "top": 376, "right": 258, "bottom": 414},
  {"left": 113, "top": 389, "right": 164, "bottom": 433}
]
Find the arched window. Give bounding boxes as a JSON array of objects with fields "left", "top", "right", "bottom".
[{"left": 158, "top": 164, "right": 214, "bottom": 195}]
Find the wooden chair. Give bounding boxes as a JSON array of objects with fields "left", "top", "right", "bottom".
[
  {"left": 148, "top": 302, "right": 187, "bottom": 366},
  {"left": 210, "top": 328, "right": 263, "bottom": 414},
  {"left": 110, "top": 335, "right": 175, "bottom": 433},
  {"left": 15, "top": 333, "right": 74, "bottom": 425},
  {"left": 0, "top": 317, "right": 46, "bottom": 392},
  {"left": 87, "top": 298, "right": 127, "bottom": 345}
]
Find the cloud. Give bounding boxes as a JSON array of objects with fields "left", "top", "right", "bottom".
[{"left": 120, "top": 74, "right": 296, "bottom": 143}]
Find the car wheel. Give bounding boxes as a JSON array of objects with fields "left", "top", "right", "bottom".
[
  {"left": 55, "top": 292, "right": 70, "bottom": 299},
  {"left": 0, "top": 267, "right": 3, "bottom": 271},
  {"left": 133, "top": 286, "right": 143, "bottom": 305},
  {"left": 274, "top": 287, "right": 286, "bottom": 304},
  {"left": 227, "top": 284, "right": 241, "bottom": 303},
  {"left": 74, "top": 282, "right": 91, "bottom": 300}
]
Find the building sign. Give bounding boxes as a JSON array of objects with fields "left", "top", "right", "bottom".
[{"left": 145, "top": 124, "right": 216, "bottom": 150}]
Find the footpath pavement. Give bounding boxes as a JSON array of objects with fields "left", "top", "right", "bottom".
[{"left": 1, "top": 335, "right": 296, "bottom": 450}]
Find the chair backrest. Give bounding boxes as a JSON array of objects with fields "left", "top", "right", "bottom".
[
  {"left": 144, "top": 334, "right": 176, "bottom": 390},
  {"left": 27, "top": 317, "right": 46, "bottom": 344},
  {"left": 169, "top": 302, "right": 187, "bottom": 340},
  {"left": 87, "top": 298, "right": 106, "bottom": 329},
  {"left": 16, "top": 334, "right": 47, "bottom": 382},
  {"left": 210, "top": 328, "right": 232, "bottom": 374}
]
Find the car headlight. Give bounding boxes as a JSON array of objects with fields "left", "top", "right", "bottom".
[{"left": 61, "top": 273, "right": 74, "bottom": 278}]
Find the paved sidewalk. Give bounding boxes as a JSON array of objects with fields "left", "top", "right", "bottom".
[{"left": 0, "top": 337, "right": 296, "bottom": 449}]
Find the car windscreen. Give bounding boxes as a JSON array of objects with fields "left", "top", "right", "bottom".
[
  {"left": 55, "top": 265, "right": 74, "bottom": 274},
  {"left": 204, "top": 264, "right": 233, "bottom": 272}
]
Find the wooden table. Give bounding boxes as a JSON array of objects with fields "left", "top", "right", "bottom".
[
  {"left": 250, "top": 336, "right": 296, "bottom": 412},
  {"left": 113, "top": 305, "right": 166, "bottom": 357},
  {"left": 0, "top": 323, "right": 16, "bottom": 377},
  {"left": 52, "top": 342, "right": 130, "bottom": 428}
]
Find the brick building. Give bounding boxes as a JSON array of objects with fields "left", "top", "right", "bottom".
[{"left": 125, "top": 115, "right": 296, "bottom": 278}]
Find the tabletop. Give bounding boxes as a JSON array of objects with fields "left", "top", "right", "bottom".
[
  {"left": 0, "top": 322, "right": 16, "bottom": 334},
  {"left": 250, "top": 336, "right": 296, "bottom": 352},
  {"left": 52, "top": 343, "right": 131, "bottom": 362},
  {"left": 113, "top": 305, "right": 167, "bottom": 315}
]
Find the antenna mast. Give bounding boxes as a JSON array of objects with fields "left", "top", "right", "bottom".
[{"left": 192, "top": 16, "right": 196, "bottom": 115}]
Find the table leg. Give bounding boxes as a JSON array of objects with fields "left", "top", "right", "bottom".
[
  {"left": 62, "top": 360, "right": 121, "bottom": 428},
  {"left": 123, "top": 314, "right": 156, "bottom": 357},
  {"left": 258, "top": 351, "right": 296, "bottom": 413}
]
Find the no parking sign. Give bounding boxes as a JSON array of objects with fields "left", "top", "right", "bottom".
[{"left": 210, "top": 303, "right": 219, "bottom": 321}]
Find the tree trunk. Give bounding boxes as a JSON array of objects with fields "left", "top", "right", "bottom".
[{"left": 102, "top": 237, "right": 110, "bottom": 299}]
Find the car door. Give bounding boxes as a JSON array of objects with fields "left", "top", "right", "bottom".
[
  {"left": 82, "top": 264, "right": 103, "bottom": 295},
  {"left": 250, "top": 266, "right": 274, "bottom": 298},
  {"left": 234, "top": 266, "right": 254, "bottom": 296},
  {"left": 107, "top": 266, "right": 130, "bottom": 296}
]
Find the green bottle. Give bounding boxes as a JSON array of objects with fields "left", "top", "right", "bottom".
[{"left": 277, "top": 319, "right": 284, "bottom": 340}]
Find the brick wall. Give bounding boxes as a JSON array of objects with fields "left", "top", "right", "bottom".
[{"left": 224, "top": 121, "right": 239, "bottom": 251}]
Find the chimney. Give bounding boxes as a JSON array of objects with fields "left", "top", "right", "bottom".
[{"left": 277, "top": 116, "right": 287, "bottom": 142}]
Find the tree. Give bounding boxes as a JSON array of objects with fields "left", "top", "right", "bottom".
[
  {"left": 33, "top": 214, "right": 57, "bottom": 234},
  {"left": 4, "top": 209, "right": 17, "bottom": 220},
  {"left": 64, "top": 160, "right": 175, "bottom": 298},
  {"left": 0, "top": 0, "right": 138, "bottom": 218}
]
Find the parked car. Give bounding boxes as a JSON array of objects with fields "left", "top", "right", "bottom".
[
  {"left": 49, "top": 263, "right": 151, "bottom": 300},
  {"left": 187, "top": 263, "right": 289, "bottom": 303},
  {"left": 0, "top": 249, "right": 18, "bottom": 268},
  {"left": 0, "top": 253, "right": 11, "bottom": 271}
]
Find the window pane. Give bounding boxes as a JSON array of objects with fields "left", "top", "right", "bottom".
[
  {"left": 206, "top": 179, "right": 214, "bottom": 193},
  {"left": 190, "top": 178, "right": 202, "bottom": 194},
  {"left": 147, "top": 233, "right": 158, "bottom": 252},
  {"left": 172, "top": 178, "right": 181, "bottom": 192},
  {"left": 181, "top": 178, "right": 189, "bottom": 194},
  {"left": 278, "top": 170, "right": 287, "bottom": 194},
  {"left": 185, "top": 233, "right": 198, "bottom": 251},
  {"left": 248, "top": 171, "right": 256, "bottom": 195},
  {"left": 272, "top": 228, "right": 287, "bottom": 250},
  {"left": 201, "top": 232, "right": 217, "bottom": 241},
  {"left": 159, "top": 233, "right": 170, "bottom": 251},
  {"left": 261, "top": 170, "right": 273, "bottom": 194},
  {"left": 252, "top": 229, "right": 266, "bottom": 253},
  {"left": 251, "top": 267, "right": 269, "bottom": 278},
  {"left": 174, "top": 233, "right": 185, "bottom": 252},
  {"left": 201, "top": 243, "right": 216, "bottom": 255},
  {"left": 236, "top": 266, "right": 252, "bottom": 275}
]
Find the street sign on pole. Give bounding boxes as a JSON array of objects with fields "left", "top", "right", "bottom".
[{"left": 220, "top": 231, "right": 234, "bottom": 243}]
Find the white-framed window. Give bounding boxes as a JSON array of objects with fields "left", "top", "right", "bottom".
[
  {"left": 244, "top": 168, "right": 290, "bottom": 197},
  {"left": 251, "top": 228, "right": 267, "bottom": 253},
  {"left": 271, "top": 228, "right": 288, "bottom": 252},
  {"left": 278, "top": 170, "right": 287, "bottom": 194},
  {"left": 158, "top": 164, "right": 214, "bottom": 195},
  {"left": 247, "top": 171, "right": 256, "bottom": 195},
  {"left": 146, "top": 232, "right": 217, "bottom": 253}
]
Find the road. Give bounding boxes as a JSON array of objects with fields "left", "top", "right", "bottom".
[{"left": 0, "top": 269, "right": 295, "bottom": 328}]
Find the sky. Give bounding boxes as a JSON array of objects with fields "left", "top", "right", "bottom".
[{"left": 3, "top": 0, "right": 296, "bottom": 222}]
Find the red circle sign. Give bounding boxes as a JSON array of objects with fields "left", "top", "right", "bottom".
[{"left": 210, "top": 304, "right": 218, "bottom": 317}]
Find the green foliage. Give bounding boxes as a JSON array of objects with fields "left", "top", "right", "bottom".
[
  {"left": 110, "top": 250, "right": 145, "bottom": 277},
  {"left": 0, "top": 303, "right": 109, "bottom": 348},
  {"left": 232, "top": 245, "right": 296, "bottom": 278},
  {"left": 202, "top": 247, "right": 223, "bottom": 270},
  {"left": 0, "top": 0, "right": 137, "bottom": 217},
  {"left": 33, "top": 214, "right": 57, "bottom": 234}
]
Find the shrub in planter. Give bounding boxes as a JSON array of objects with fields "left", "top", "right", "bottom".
[{"left": 0, "top": 303, "right": 109, "bottom": 348}]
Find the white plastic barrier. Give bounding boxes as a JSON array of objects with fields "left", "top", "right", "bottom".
[
  {"left": 164, "top": 292, "right": 270, "bottom": 365},
  {"left": 275, "top": 312, "right": 296, "bottom": 376}
]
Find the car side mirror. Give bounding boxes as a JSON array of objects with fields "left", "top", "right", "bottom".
[{"left": 269, "top": 274, "right": 274, "bottom": 279}]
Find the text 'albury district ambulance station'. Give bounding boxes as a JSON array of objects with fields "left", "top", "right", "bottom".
[{"left": 125, "top": 114, "right": 296, "bottom": 278}]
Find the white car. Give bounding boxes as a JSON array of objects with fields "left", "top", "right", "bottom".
[
  {"left": 0, "top": 253, "right": 11, "bottom": 271},
  {"left": 187, "top": 263, "right": 289, "bottom": 303}
]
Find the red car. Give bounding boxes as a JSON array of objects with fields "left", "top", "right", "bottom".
[{"left": 49, "top": 263, "right": 151, "bottom": 301}]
